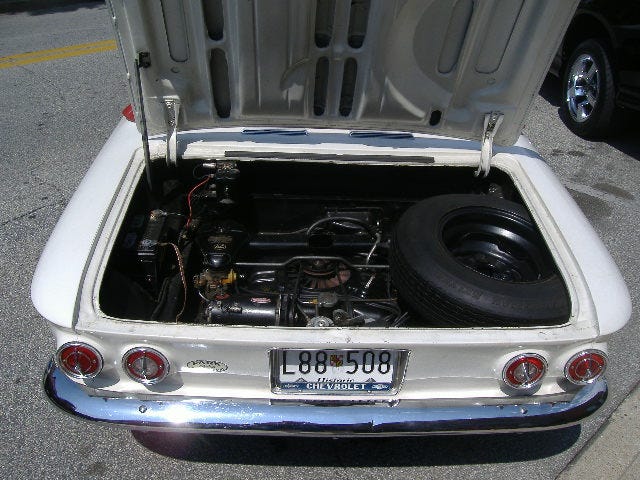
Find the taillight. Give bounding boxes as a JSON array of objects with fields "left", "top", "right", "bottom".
[
  {"left": 502, "top": 354, "right": 547, "bottom": 389},
  {"left": 123, "top": 347, "right": 169, "bottom": 385},
  {"left": 56, "top": 342, "right": 103, "bottom": 379},
  {"left": 565, "top": 350, "right": 607, "bottom": 385}
]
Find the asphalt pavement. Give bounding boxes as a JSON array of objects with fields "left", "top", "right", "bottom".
[
  {"left": 558, "top": 381, "right": 640, "bottom": 480},
  {"left": 0, "top": 3, "right": 638, "bottom": 480}
]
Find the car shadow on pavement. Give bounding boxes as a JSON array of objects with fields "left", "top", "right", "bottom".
[
  {"left": 538, "top": 74, "right": 640, "bottom": 161},
  {"left": 0, "top": 0, "right": 102, "bottom": 15},
  {"left": 132, "top": 426, "right": 581, "bottom": 466}
]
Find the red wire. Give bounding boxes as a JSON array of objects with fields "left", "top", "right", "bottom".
[{"left": 186, "top": 176, "right": 211, "bottom": 229}]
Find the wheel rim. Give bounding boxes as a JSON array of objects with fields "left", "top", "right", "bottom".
[
  {"left": 566, "top": 53, "right": 599, "bottom": 123},
  {"left": 441, "top": 208, "right": 555, "bottom": 283}
]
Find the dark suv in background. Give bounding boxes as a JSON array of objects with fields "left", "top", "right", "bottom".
[{"left": 551, "top": 0, "right": 640, "bottom": 138}]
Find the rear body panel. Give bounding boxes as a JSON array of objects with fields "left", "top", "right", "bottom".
[{"left": 34, "top": 126, "right": 629, "bottom": 425}]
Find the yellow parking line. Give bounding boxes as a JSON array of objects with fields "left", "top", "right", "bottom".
[{"left": 0, "top": 39, "right": 117, "bottom": 69}]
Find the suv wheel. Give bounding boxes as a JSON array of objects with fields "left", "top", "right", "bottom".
[{"left": 561, "top": 39, "right": 616, "bottom": 138}]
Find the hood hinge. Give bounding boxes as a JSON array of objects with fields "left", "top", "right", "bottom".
[
  {"left": 164, "top": 99, "right": 180, "bottom": 167},
  {"left": 475, "top": 112, "right": 504, "bottom": 178}
]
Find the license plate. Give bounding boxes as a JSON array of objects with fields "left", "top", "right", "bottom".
[{"left": 271, "top": 349, "right": 407, "bottom": 394}]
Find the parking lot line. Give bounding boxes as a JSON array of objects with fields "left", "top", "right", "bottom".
[{"left": 0, "top": 39, "right": 116, "bottom": 69}]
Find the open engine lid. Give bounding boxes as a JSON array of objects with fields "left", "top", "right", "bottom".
[{"left": 108, "top": 0, "right": 577, "bottom": 149}]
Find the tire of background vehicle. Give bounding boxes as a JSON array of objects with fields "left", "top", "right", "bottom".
[
  {"left": 389, "top": 194, "right": 570, "bottom": 327},
  {"left": 560, "top": 38, "right": 617, "bottom": 138}
]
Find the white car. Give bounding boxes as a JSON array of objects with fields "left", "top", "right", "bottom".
[{"left": 33, "top": 0, "right": 631, "bottom": 435}]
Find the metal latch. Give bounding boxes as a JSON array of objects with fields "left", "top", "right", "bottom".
[
  {"left": 475, "top": 112, "right": 504, "bottom": 178},
  {"left": 164, "top": 99, "right": 180, "bottom": 167}
]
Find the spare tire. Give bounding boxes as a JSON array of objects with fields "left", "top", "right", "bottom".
[{"left": 389, "top": 194, "right": 570, "bottom": 327}]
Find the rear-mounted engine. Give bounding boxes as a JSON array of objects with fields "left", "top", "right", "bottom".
[{"left": 99, "top": 160, "right": 569, "bottom": 328}]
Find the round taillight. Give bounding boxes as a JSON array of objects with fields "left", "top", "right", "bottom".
[
  {"left": 502, "top": 353, "right": 547, "bottom": 389},
  {"left": 123, "top": 347, "right": 169, "bottom": 385},
  {"left": 56, "top": 342, "right": 103, "bottom": 379},
  {"left": 565, "top": 350, "right": 607, "bottom": 385}
]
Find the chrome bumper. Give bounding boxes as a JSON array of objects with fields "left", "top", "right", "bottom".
[{"left": 44, "top": 361, "right": 607, "bottom": 436}]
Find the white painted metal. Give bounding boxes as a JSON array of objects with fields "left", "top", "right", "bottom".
[
  {"left": 31, "top": 119, "right": 141, "bottom": 328},
  {"left": 108, "top": 0, "right": 578, "bottom": 147}
]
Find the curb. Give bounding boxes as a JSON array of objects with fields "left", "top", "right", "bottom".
[{"left": 557, "top": 382, "right": 640, "bottom": 479}]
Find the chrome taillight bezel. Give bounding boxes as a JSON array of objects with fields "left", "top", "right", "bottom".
[
  {"left": 502, "top": 353, "right": 547, "bottom": 389},
  {"left": 56, "top": 342, "right": 104, "bottom": 379},
  {"left": 564, "top": 350, "right": 608, "bottom": 385},
  {"left": 122, "top": 347, "right": 170, "bottom": 385}
]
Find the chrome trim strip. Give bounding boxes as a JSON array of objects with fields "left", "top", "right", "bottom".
[{"left": 43, "top": 360, "right": 607, "bottom": 436}]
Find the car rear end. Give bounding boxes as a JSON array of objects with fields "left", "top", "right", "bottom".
[{"left": 36, "top": 125, "right": 626, "bottom": 435}]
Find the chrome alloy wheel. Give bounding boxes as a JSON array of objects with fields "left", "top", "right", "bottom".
[{"left": 566, "top": 54, "right": 600, "bottom": 123}]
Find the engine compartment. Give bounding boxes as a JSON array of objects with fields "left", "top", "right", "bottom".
[{"left": 99, "top": 159, "right": 569, "bottom": 328}]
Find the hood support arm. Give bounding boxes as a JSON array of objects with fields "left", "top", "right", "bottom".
[
  {"left": 475, "top": 112, "right": 504, "bottom": 178},
  {"left": 134, "top": 51, "right": 154, "bottom": 193}
]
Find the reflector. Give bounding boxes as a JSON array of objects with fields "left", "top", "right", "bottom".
[{"left": 121, "top": 104, "right": 135, "bottom": 122}]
